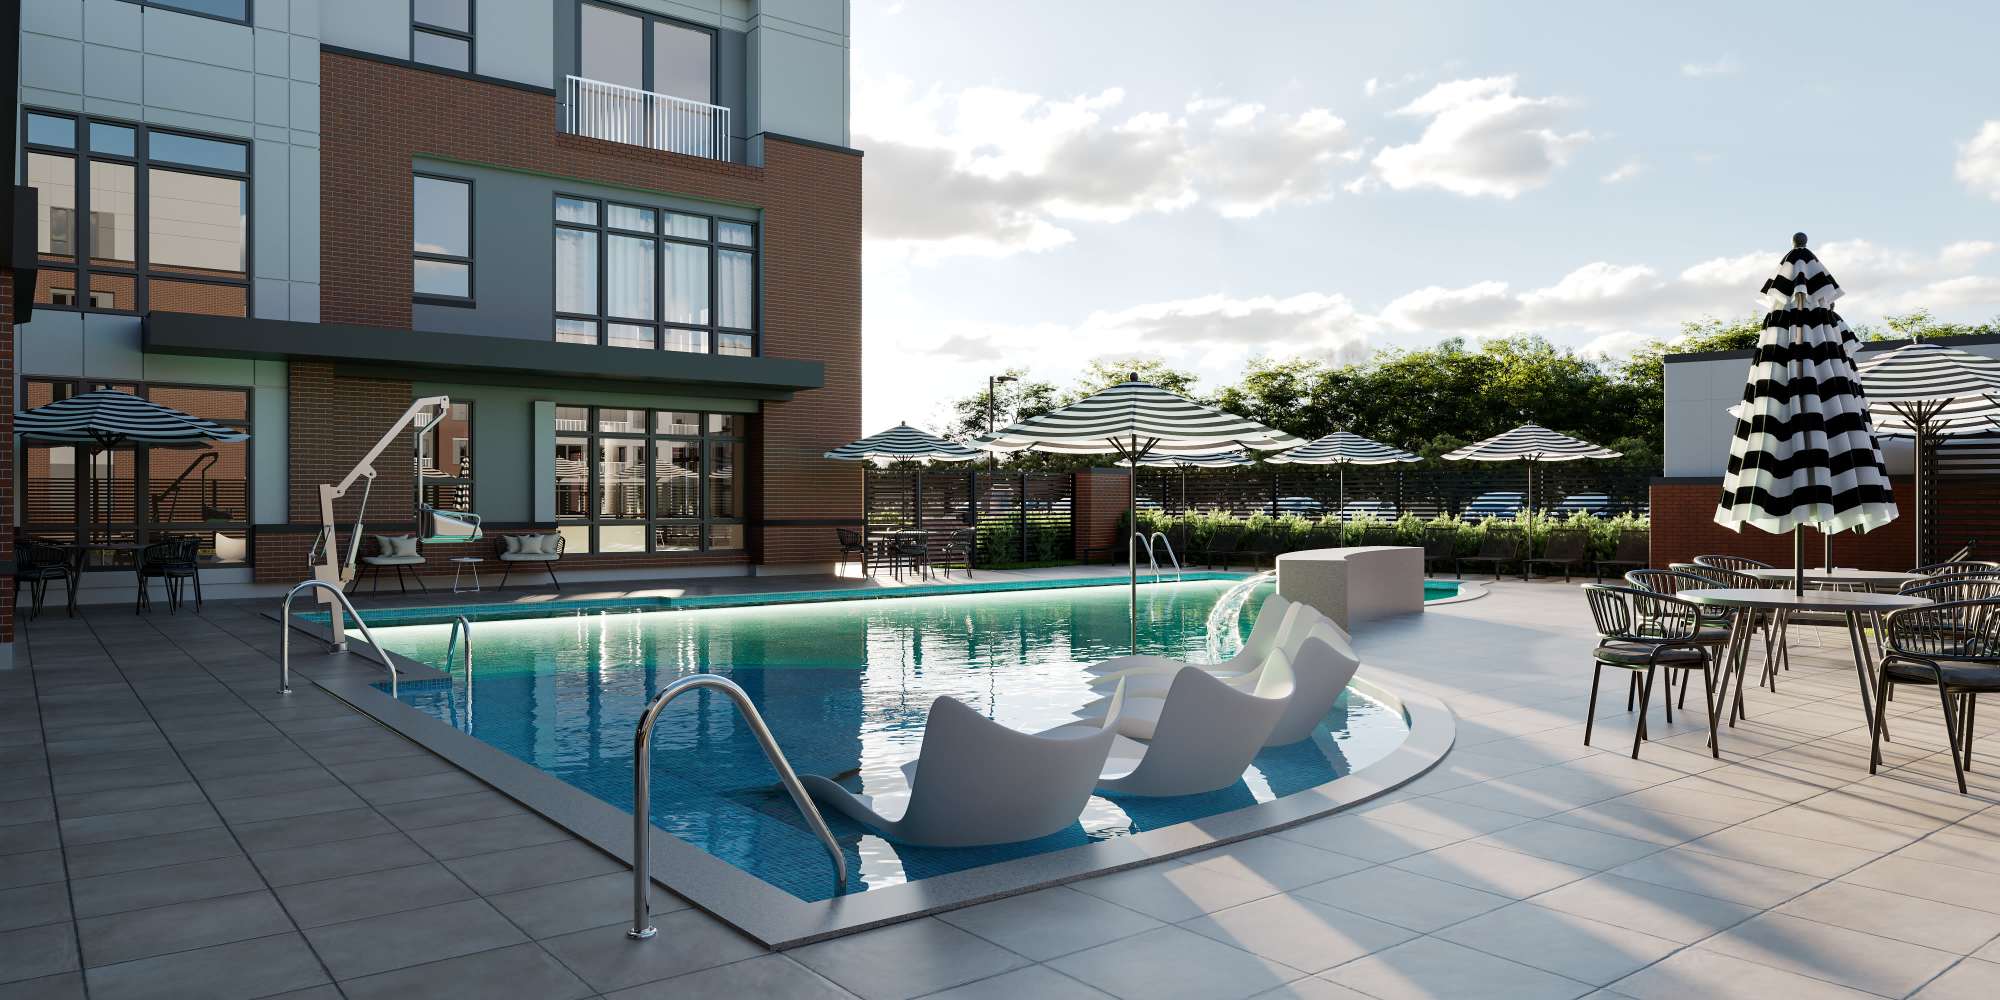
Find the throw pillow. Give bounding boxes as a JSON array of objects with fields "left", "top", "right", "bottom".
[
  {"left": 501, "top": 535, "right": 523, "bottom": 555},
  {"left": 386, "top": 535, "right": 419, "bottom": 558}
]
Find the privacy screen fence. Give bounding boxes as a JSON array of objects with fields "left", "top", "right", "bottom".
[
  {"left": 1133, "top": 466, "right": 1652, "bottom": 521},
  {"left": 1930, "top": 433, "right": 2000, "bottom": 563},
  {"left": 863, "top": 470, "right": 1075, "bottom": 566}
]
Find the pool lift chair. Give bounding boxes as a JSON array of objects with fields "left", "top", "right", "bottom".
[{"left": 307, "top": 395, "right": 483, "bottom": 625}]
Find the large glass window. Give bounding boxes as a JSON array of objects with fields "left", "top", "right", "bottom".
[
  {"left": 553, "top": 405, "right": 747, "bottom": 554},
  {"left": 551, "top": 194, "right": 757, "bottom": 355},
  {"left": 421, "top": 402, "right": 474, "bottom": 512},
  {"left": 579, "top": 3, "right": 714, "bottom": 103},
  {"left": 413, "top": 0, "right": 474, "bottom": 73},
  {"left": 22, "top": 111, "right": 249, "bottom": 316},
  {"left": 20, "top": 379, "right": 252, "bottom": 568},
  {"left": 413, "top": 174, "right": 473, "bottom": 301}
]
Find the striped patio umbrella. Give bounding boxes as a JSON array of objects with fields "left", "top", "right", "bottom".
[
  {"left": 1856, "top": 342, "right": 2000, "bottom": 563},
  {"left": 1442, "top": 424, "right": 1619, "bottom": 517},
  {"left": 16, "top": 388, "right": 249, "bottom": 448},
  {"left": 1716, "top": 233, "right": 1897, "bottom": 593},
  {"left": 1268, "top": 431, "right": 1421, "bottom": 515},
  {"left": 978, "top": 375, "right": 1302, "bottom": 651},
  {"left": 824, "top": 423, "right": 982, "bottom": 464}
]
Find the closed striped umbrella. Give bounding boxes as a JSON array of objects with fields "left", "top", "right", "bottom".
[
  {"left": 1716, "top": 234, "right": 1898, "bottom": 592},
  {"left": 824, "top": 423, "right": 982, "bottom": 464},
  {"left": 1855, "top": 342, "right": 2000, "bottom": 563},
  {"left": 1269, "top": 432, "right": 1420, "bottom": 515},
  {"left": 1444, "top": 424, "right": 1619, "bottom": 517},
  {"left": 978, "top": 375, "right": 1302, "bottom": 650},
  {"left": 16, "top": 388, "right": 249, "bottom": 448}
]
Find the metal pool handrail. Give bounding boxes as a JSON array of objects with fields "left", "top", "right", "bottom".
[
  {"left": 279, "top": 580, "right": 397, "bottom": 696},
  {"left": 629, "top": 674, "right": 846, "bottom": 940},
  {"left": 444, "top": 616, "right": 472, "bottom": 730}
]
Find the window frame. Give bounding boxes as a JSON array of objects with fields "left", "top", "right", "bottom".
[
  {"left": 19, "top": 109, "right": 253, "bottom": 318},
  {"left": 411, "top": 0, "right": 477, "bottom": 74},
  {"left": 553, "top": 405, "right": 747, "bottom": 554},
  {"left": 576, "top": 0, "right": 719, "bottom": 104},
  {"left": 412, "top": 172, "right": 476, "bottom": 307},
  {"left": 420, "top": 400, "right": 476, "bottom": 513},
  {"left": 138, "top": 1, "right": 250, "bottom": 25},
  {"left": 550, "top": 191, "right": 759, "bottom": 356}
]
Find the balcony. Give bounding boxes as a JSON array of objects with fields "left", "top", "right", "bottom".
[{"left": 561, "top": 75, "right": 734, "bottom": 163}]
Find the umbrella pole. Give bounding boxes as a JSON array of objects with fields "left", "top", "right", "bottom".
[
  {"left": 1128, "top": 443, "right": 1139, "bottom": 655},
  {"left": 1793, "top": 526, "right": 1805, "bottom": 596}
]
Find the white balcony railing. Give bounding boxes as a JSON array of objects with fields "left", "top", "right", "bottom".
[{"left": 562, "top": 75, "right": 733, "bottom": 162}]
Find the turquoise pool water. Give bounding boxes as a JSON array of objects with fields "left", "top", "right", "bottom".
[{"left": 366, "top": 578, "right": 1414, "bottom": 901}]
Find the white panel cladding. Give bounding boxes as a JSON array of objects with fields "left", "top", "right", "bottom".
[
  {"left": 316, "top": 0, "right": 409, "bottom": 60},
  {"left": 476, "top": 0, "right": 557, "bottom": 88},
  {"left": 746, "top": 0, "right": 849, "bottom": 147}
]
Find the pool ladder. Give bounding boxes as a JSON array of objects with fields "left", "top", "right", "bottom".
[
  {"left": 1134, "top": 531, "right": 1183, "bottom": 582},
  {"left": 443, "top": 617, "right": 473, "bottom": 731},
  {"left": 278, "top": 580, "right": 397, "bottom": 696},
  {"left": 628, "top": 674, "right": 847, "bottom": 940}
]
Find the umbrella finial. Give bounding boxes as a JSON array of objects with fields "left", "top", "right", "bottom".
[
  {"left": 1793, "top": 232, "right": 1809, "bottom": 248},
  {"left": 1127, "top": 372, "right": 1139, "bottom": 382}
]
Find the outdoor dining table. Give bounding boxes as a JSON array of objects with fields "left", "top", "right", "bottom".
[
  {"left": 1681, "top": 588, "right": 1932, "bottom": 756},
  {"left": 865, "top": 529, "right": 929, "bottom": 575},
  {"left": 1740, "top": 567, "right": 1923, "bottom": 591},
  {"left": 56, "top": 541, "right": 147, "bottom": 615}
]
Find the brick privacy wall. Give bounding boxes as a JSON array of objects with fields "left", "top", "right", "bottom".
[
  {"left": 1649, "top": 480, "right": 1918, "bottom": 571},
  {"left": 1074, "top": 468, "right": 1133, "bottom": 561},
  {"left": 318, "top": 52, "right": 861, "bottom": 568},
  {"left": 2, "top": 273, "right": 15, "bottom": 643}
]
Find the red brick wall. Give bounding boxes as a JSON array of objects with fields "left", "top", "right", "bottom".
[
  {"left": 1649, "top": 480, "right": 1919, "bottom": 571},
  {"left": 318, "top": 53, "right": 861, "bottom": 568},
  {"left": 1074, "top": 468, "right": 1132, "bottom": 561},
  {"left": 1, "top": 273, "right": 15, "bottom": 642}
]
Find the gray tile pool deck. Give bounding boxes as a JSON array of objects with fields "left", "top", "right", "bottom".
[{"left": 2, "top": 573, "right": 1998, "bottom": 999}]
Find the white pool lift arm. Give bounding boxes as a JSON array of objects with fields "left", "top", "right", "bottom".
[{"left": 309, "top": 395, "right": 482, "bottom": 600}]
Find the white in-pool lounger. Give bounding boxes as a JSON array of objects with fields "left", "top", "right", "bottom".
[
  {"left": 1085, "top": 593, "right": 1297, "bottom": 680},
  {"left": 1079, "top": 654, "right": 1294, "bottom": 797},
  {"left": 799, "top": 682, "right": 1126, "bottom": 848},
  {"left": 1078, "top": 619, "right": 1359, "bottom": 746}
]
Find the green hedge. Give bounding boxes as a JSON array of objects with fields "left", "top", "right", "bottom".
[
  {"left": 1127, "top": 509, "right": 1648, "bottom": 562},
  {"left": 975, "top": 517, "right": 1074, "bottom": 564}
]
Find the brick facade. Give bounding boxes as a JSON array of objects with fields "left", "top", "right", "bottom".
[
  {"left": 315, "top": 51, "right": 861, "bottom": 570},
  {"left": 1648, "top": 480, "right": 1919, "bottom": 571}
]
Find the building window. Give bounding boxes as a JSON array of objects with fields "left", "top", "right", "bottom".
[
  {"left": 422, "top": 402, "right": 474, "bottom": 511},
  {"left": 413, "top": 174, "right": 473, "bottom": 302},
  {"left": 412, "top": 0, "right": 474, "bottom": 73},
  {"left": 579, "top": 2, "right": 714, "bottom": 103},
  {"left": 21, "top": 111, "right": 249, "bottom": 316},
  {"left": 553, "top": 405, "right": 746, "bottom": 554},
  {"left": 20, "top": 379, "right": 253, "bottom": 568},
  {"left": 552, "top": 195, "right": 756, "bottom": 356},
  {"left": 141, "top": 2, "right": 249, "bottom": 24}
]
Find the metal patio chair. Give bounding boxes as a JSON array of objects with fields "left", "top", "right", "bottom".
[
  {"left": 1524, "top": 528, "right": 1589, "bottom": 582},
  {"left": 1582, "top": 584, "right": 1718, "bottom": 759},
  {"left": 836, "top": 527, "right": 868, "bottom": 573},
  {"left": 15, "top": 537, "right": 76, "bottom": 620},
  {"left": 1692, "top": 554, "right": 1774, "bottom": 573},
  {"left": 935, "top": 529, "right": 976, "bottom": 577},
  {"left": 1873, "top": 598, "right": 2000, "bottom": 793},
  {"left": 1455, "top": 525, "right": 1523, "bottom": 580},
  {"left": 1421, "top": 526, "right": 1457, "bottom": 576}
]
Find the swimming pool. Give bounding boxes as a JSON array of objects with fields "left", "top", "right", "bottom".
[{"left": 365, "top": 577, "right": 1414, "bottom": 902}]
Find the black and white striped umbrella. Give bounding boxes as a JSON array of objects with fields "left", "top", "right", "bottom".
[
  {"left": 1267, "top": 431, "right": 1420, "bottom": 466},
  {"left": 1717, "top": 235, "right": 1897, "bottom": 592},
  {"left": 1443, "top": 424, "right": 1619, "bottom": 516},
  {"left": 1855, "top": 342, "right": 2000, "bottom": 563},
  {"left": 823, "top": 423, "right": 982, "bottom": 464},
  {"left": 15, "top": 388, "right": 250, "bottom": 449},
  {"left": 1134, "top": 449, "right": 1252, "bottom": 468},
  {"left": 978, "top": 375, "right": 1301, "bottom": 651}
]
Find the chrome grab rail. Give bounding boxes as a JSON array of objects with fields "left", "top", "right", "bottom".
[
  {"left": 444, "top": 616, "right": 472, "bottom": 731},
  {"left": 630, "top": 674, "right": 845, "bottom": 940},
  {"left": 279, "top": 580, "right": 398, "bottom": 697},
  {"left": 1133, "top": 531, "right": 1184, "bottom": 583}
]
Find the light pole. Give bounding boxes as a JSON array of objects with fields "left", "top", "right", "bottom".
[{"left": 987, "top": 374, "right": 1017, "bottom": 473}]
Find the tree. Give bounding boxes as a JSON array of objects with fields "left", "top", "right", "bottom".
[
  {"left": 1857, "top": 309, "right": 2000, "bottom": 342},
  {"left": 942, "top": 367, "right": 1058, "bottom": 441},
  {"left": 1064, "top": 358, "right": 1202, "bottom": 402}
]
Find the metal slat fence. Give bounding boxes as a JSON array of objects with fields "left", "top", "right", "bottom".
[
  {"left": 1136, "top": 466, "right": 1650, "bottom": 520},
  {"left": 864, "top": 470, "right": 1075, "bottom": 566}
]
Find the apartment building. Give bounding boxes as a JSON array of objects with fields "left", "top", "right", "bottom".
[{"left": 4, "top": 0, "right": 862, "bottom": 652}]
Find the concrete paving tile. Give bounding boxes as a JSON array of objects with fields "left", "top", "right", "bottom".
[
  {"left": 541, "top": 911, "right": 768, "bottom": 994},
  {"left": 53, "top": 782, "right": 207, "bottom": 820},
  {"left": 1738, "top": 801, "right": 1933, "bottom": 852},
  {"left": 374, "top": 789, "right": 530, "bottom": 831},
  {"left": 1914, "top": 959, "right": 2000, "bottom": 999},
  {"left": 1898, "top": 829, "right": 2000, "bottom": 875},
  {"left": 1070, "top": 861, "right": 1275, "bottom": 923},
  {"left": 0, "top": 800, "right": 52, "bottom": 828},
  {"left": 0, "top": 823, "right": 58, "bottom": 856},
  {"left": 335, "top": 941, "right": 593, "bottom": 1000},
  {"left": 347, "top": 770, "right": 488, "bottom": 806},
  {"left": 1178, "top": 836, "right": 1372, "bottom": 890},
  {"left": 0, "top": 882, "right": 73, "bottom": 931},
  {"left": 1603, "top": 784, "right": 1784, "bottom": 824},
  {"left": 83, "top": 932, "right": 328, "bottom": 1000},
  {"left": 1353, "top": 797, "right": 1532, "bottom": 839},
  {"left": 302, "top": 897, "right": 526, "bottom": 980},
  {"left": 69, "top": 856, "right": 266, "bottom": 918},
  {"left": 1675, "top": 826, "right": 1881, "bottom": 878},
  {"left": 0, "top": 778, "right": 51, "bottom": 805},
  {"left": 0, "top": 972, "right": 85, "bottom": 999},
  {"left": 1253, "top": 977, "right": 1381, "bottom": 1000},
  {"left": 56, "top": 801, "right": 223, "bottom": 847},
  {"left": 76, "top": 891, "right": 291, "bottom": 968},
  {"left": 1295, "top": 865, "right": 1511, "bottom": 933},
  {"left": 0, "top": 922, "right": 80, "bottom": 984},
  {"left": 1607, "top": 846, "right": 1822, "bottom": 908},
  {"left": 916, "top": 964, "right": 1112, "bottom": 1000},
  {"left": 404, "top": 812, "right": 571, "bottom": 861},
  {"left": 1776, "top": 882, "right": 2000, "bottom": 955},
  {"left": 1703, "top": 911, "right": 1960, "bottom": 997},
  {"left": 63, "top": 827, "right": 243, "bottom": 880},
  {"left": 1469, "top": 819, "right": 1665, "bottom": 870},
  {"left": 603, "top": 954, "right": 859, "bottom": 999},
  {"left": 443, "top": 840, "right": 626, "bottom": 895},
  {"left": 1271, "top": 813, "right": 1464, "bottom": 863},
  {"left": 1389, "top": 841, "right": 1596, "bottom": 899},
  {"left": 210, "top": 785, "right": 367, "bottom": 825},
  {"left": 488, "top": 870, "right": 674, "bottom": 940},
  {"left": 1841, "top": 855, "right": 2000, "bottom": 914},
  {"left": 250, "top": 831, "right": 431, "bottom": 887},
  {"left": 197, "top": 766, "right": 343, "bottom": 802},
  {"left": 275, "top": 861, "right": 475, "bottom": 928},
  {"left": 1180, "top": 894, "right": 1417, "bottom": 974},
  {"left": 1048, "top": 924, "right": 1305, "bottom": 1000},
  {"left": 1612, "top": 944, "right": 1886, "bottom": 998},
  {"left": 0, "top": 851, "right": 64, "bottom": 891},
  {"left": 229, "top": 807, "right": 397, "bottom": 852},
  {"left": 1319, "top": 934, "right": 1593, "bottom": 1000},
  {"left": 322, "top": 753, "right": 458, "bottom": 785},
  {"left": 1533, "top": 872, "right": 1761, "bottom": 945},
  {"left": 937, "top": 886, "right": 1162, "bottom": 962},
  {"left": 1436, "top": 902, "right": 1685, "bottom": 986}
]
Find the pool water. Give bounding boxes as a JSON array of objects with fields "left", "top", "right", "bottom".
[{"left": 368, "top": 578, "right": 1412, "bottom": 901}]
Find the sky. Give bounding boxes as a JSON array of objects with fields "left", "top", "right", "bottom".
[{"left": 849, "top": 0, "right": 2000, "bottom": 433}]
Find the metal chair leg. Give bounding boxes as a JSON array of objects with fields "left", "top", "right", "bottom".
[
  {"left": 1584, "top": 663, "right": 1603, "bottom": 747},
  {"left": 1632, "top": 666, "right": 1656, "bottom": 760},
  {"left": 1938, "top": 679, "right": 1969, "bottom": 794}
]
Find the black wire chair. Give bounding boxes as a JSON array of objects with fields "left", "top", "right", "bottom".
[
  {"left": 1910, "top": 559, "right": 2000, "bottom": 578},
  {"left": 835, "top": 527, "right": 867, "bottom": 573},
  {"left": 1692, "top": 554, "right": 1774, "bottom": 573},
  {"left": 15, "top": 537, "right": 76, "bottom": 620},
  {"left": 935, "top": 529, "right": 976, "bottom": 577},
  {"left": 1583, "top": 584, "right": 1719, "bottom": 759},
  {"left": 1874, "top": 598, "right": 2000, "bottom": 793}
]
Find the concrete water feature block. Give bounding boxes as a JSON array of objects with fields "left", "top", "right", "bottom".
[{"left": 1276, "top": 547, "right": 1425, "bottom": 631}]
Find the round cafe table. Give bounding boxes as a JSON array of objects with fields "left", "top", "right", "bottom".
[
  {"left": 1681, "top": 588, "right": 1932, "bottom": 755},
  {"left": 1741, "top": 567, "right": 1923, "bottom": 591}
]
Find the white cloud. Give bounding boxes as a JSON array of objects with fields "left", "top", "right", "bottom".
[
  {"left": 1381, "top": 281, "right": 1515, "bottom": 331},
  {"left": 1680, "top": 56, "right": 1738, "bottom": 78},
  {"left": 1601, "top": 160, "right": 1644, "bottom": 184},
  {"left": 1958, "top": 121, "right": 2000, "bottom": 201},
  {"left": 1942, "top": 241, "right": 1999, "bottom": 270},
  {"left": 1368, "top": 76, "right": 1590, "bottom": 198},
  {"left": 856, "top": 76, "right": 1364, "bottom": 258},
  {"left": 1579, "top": 331, "right": 1654, "bottom": 359},
  {"left": 1362, "top": 69, "right": 1427, "bottom": 99}
]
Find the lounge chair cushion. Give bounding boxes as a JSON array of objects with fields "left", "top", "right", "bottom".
[
  {"left": 373, "top": 534, "right": 419, "bottom": 558},
  {"left": 362, "top": 553, "right": 426, "bottom": 566},
  {"left": 1594, "top": 642, "right": 1707, "bottom": 668},
  {"left": 1883, "top": 659, "right": 2000, "bottom": 688},
  {"left": 500, "top": 534, "right": 562, "bottom": 561}
]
